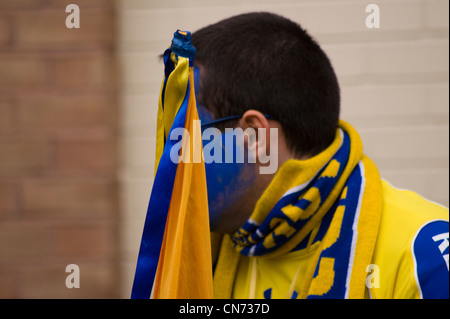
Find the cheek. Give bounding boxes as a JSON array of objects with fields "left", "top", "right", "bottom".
[
  {"left": 203, "top": 134, "right": 256, "bottom": 222},
  {"left": 205, "top": 161, "right": 256, "bottom": 225}
]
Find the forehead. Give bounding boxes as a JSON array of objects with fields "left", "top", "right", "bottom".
[
  {"left": 193, "top": 65, "right": 202, "bottom": 97},
  {"left": 197, "top": 103, "right": 215, "bottom": 123},
  {"left": 194, "top": 66, "right": 215, "bottom": 122}
]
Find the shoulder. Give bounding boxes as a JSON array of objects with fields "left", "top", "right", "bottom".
[
  {"left": 381, "top": 180, "right": 448, "bottom": 221},
  {"left": 369, "top": 180, "right": 449, "bottom": 299}
]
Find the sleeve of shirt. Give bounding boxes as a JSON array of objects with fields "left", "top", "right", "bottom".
[{"left": 409, "top": 220, "right": 449, "bottom": 299}]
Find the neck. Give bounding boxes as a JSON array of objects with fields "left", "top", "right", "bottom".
[
  {"left": 212, "top": 148, "right": 303, "bottom": 234},
  {"left": 211, "top": 166, "right": 274, "bottom": 234}
]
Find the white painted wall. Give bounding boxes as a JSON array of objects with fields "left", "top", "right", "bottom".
[{"left": 117, "top": 0, "right": 449, "bottom": 297}]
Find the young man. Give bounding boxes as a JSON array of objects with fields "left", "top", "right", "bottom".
[{"left": 191, "top": 12, "right": 449, "bottom": 299}]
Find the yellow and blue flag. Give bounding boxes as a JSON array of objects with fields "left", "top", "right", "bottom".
[{"left": 131, "top": 30, "right": 213, "bottom": 299}]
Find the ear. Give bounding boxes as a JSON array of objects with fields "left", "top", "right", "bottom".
[{"left": 238, "top": 110, "right": 271, "bottom": 163}]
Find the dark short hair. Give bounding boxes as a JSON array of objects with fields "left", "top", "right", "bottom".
[{"left": 192, "top": 12, "right": 340, "bottom": 157}]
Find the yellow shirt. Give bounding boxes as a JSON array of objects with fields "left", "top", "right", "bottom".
[{"left": 232, "top": 180, "right": 449, "bottom": 299}]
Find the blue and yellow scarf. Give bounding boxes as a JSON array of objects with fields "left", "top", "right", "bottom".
[{"left": 212, "top": 120, "right": 383, "bottom": 299}]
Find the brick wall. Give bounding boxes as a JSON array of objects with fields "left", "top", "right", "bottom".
[
  {"left": 118, "top": 0, "right": 449, "bottom": 297},
  {"left": 0, "top": 0, "right": 119, "bottom": 298}
]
